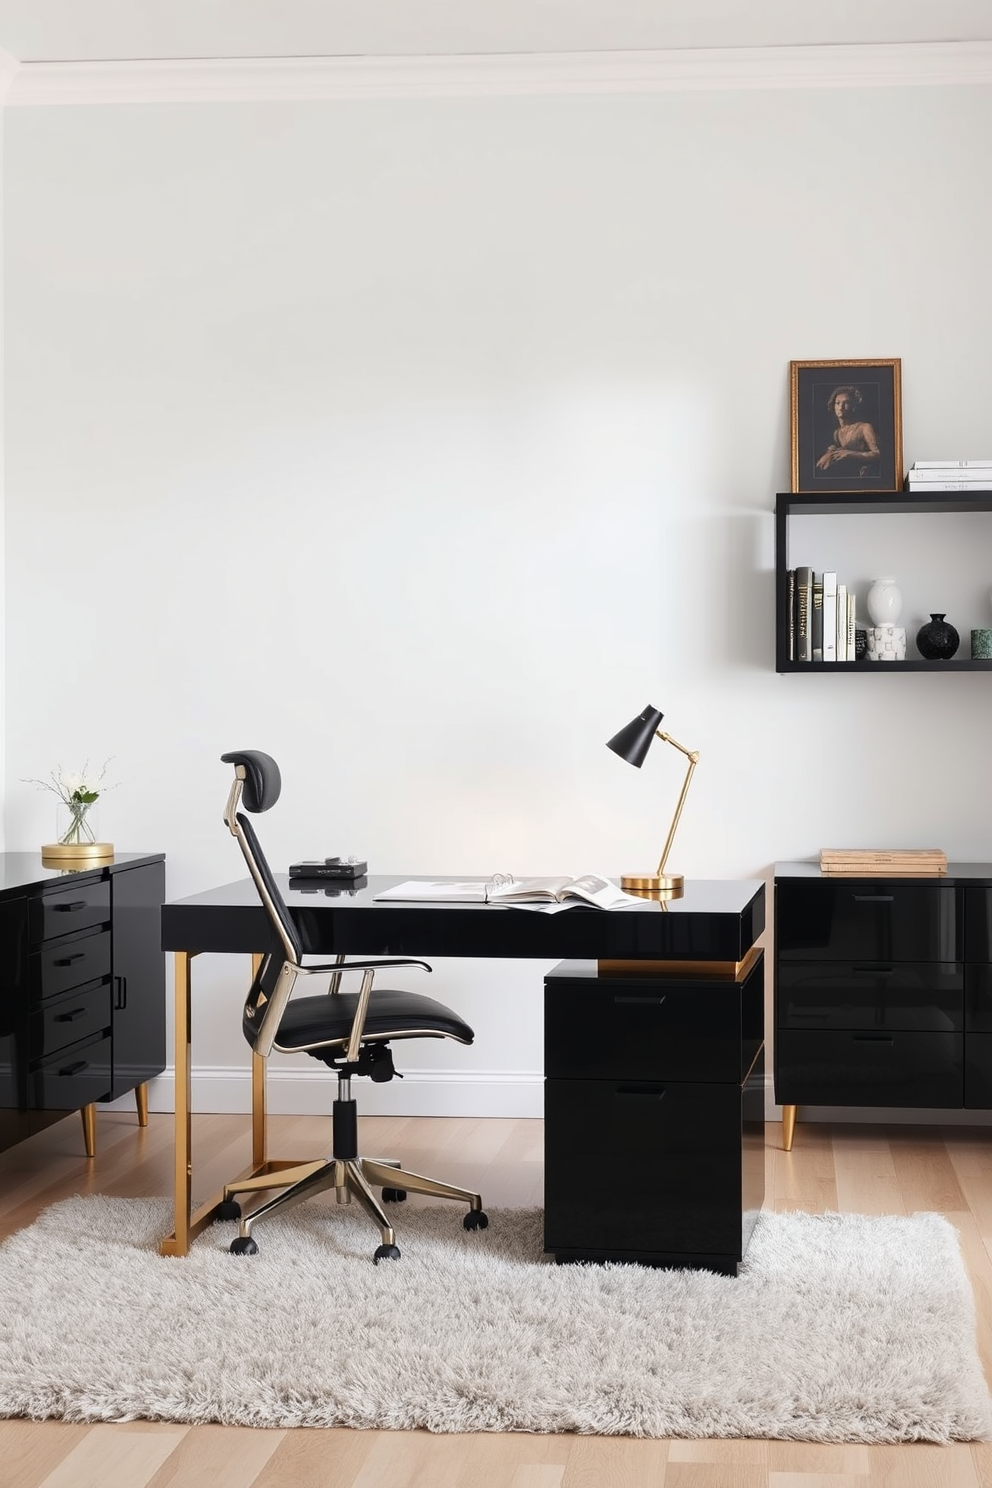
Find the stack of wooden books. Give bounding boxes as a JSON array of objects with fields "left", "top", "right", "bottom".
[{"left": 819, "top": 848, "right": 948, "bottom": 876}]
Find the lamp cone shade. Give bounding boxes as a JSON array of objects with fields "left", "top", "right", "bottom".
[{"left": 605, "top": 706, "right": 664, "bottom": 768}]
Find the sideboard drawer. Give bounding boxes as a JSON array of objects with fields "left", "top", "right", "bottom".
[
  {"left": 33, "top": 880, "right": 111, "bottom": 944},
  {"left": 29, "top": 1032, "right": 112, "bottom": 1111},
  {"left": 32, "top": 983, "right": 112, "bottom": 1062},
  {"left": 775, "top": 1029, "right": 963, "bottom": 1107},
  {"left": 778, "top": 961, "right": 962, "bottom": 1031},
  {"left": 33, "top": 928, "right": 111, "bottom": 1002},
  {"left": 776, "top": 880, "right": 958, "bottom": 963}
]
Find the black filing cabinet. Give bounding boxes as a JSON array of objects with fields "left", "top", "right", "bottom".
[
  {"left": 0, "top": 853, "right": 166, "bottom": 1155},
  {"left": 773, "top": 862, "right": 992, "bottom": 1133},
  {"left": 543, "top": 953, "right": 765, "bottom": 1274}
]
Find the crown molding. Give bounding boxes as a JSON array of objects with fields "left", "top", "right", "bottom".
[{"left": 4, "top": 39, "right": 992, "bottom": 106}]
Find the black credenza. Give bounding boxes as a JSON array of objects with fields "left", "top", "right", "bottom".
[
  {"left": 774, "top": 860, "right": 992, "bottom": 1148},
  {"left": 544, "top": 952, "right": 765, "bottom": 1275},
  {"left": 0, "top": 852, "right": 166, "bottom": 1156}
]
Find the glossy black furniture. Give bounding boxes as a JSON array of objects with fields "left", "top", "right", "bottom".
[
  {"left": 544, "top": 953, "right": 765, "bottom": 1274},
  {"left": 160, "top": 873, "right": 766, "bottom": 1259},
  {"left": 0, "top": 852, "right": 166, "bottom": 1157},
  {"left": 774, "top": 861, "right": 992, "bottom": 1148},
  {"left": 774, "top": 491, "right": 992, "bottom": 673}
]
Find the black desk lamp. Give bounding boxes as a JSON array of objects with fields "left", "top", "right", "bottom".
[{"left": 606, "top": 704, "right": 699, "bottom": 898}]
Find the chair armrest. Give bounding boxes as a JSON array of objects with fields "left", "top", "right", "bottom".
[{"left": 305, "top": 958, "right": 432, "bottom": 976}]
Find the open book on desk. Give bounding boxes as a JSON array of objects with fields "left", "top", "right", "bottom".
[{"left": 373, "top": 874, "right": 645, "bottom": 911}]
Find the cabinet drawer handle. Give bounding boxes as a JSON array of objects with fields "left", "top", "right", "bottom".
[
  {"left": 852, "top": 966, "right": 894, "bottom": 976},
  {"left": 852, "top": 1034, "right": 894, "bottom": 1044},
  {"left": 616, "top": 1085, "right": 666, "bottom": 1098},
  {"left": 57, "top": 1059, "right": 88, "bottom": 1076},
  {"left": 55, "top": 1007, "right": 87, "bottom": 1022},
  {"left": 53, "top": 953, "right": 85, "bottom": 967},
  {"left": 614, "top": 995, "right": 666, "bottom": 1006},
  {"left": 53, "top": 901, "right": 88, "bottom": 913},
  {"left": 852, "top": 894, "right": 894, "bottom": 903}
]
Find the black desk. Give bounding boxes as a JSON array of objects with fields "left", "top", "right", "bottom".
[{"left": 160, "top": 874, "right": 766, "bottom": 1259}]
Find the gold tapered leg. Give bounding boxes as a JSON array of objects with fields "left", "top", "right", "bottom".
[
  {"left": 160, "top": 949, "right": 194, "bottom": 1256},
  {"left": 782, "top": 1104, "right": 797, "bottom": 1151},
  {"left": 80, "top": 1103, "right": 96, "bottom": 1158},
  {"left": 134, "top": 1082, "right": 149, "bottom": 1127},
  {"left": 251, "top": 952, "right": 267, "bottom": 1171}
]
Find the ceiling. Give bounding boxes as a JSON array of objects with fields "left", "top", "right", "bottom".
[{"left": 1, "top": 0, "right": 991, "bottom": 64}]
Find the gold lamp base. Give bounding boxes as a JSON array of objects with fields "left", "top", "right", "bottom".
[
  {"left": 620, "top": 871, "right": 684, "bottom": 900},
  {"left": 41, "top": 842, "right": 115, "bottom": 867}
]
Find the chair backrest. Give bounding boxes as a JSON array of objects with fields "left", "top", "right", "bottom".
[{"left": 221, "top": 750, "right": 303, "bottom": 966}]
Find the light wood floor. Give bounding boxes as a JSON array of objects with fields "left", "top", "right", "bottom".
[{"left": 1, "top": 1109, "right": 991, "bottom": 1487}]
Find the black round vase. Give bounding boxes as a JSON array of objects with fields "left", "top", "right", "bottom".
[{"left": 916, "top": 613, "right": 960, "bottom": 660}]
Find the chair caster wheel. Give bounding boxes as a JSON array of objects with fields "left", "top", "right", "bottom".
[
  {"left": 463, "top": 1209, "right": 489, "bottom": 1231},
  {"left": 381, "top": 1187, "right": 407, "bottom": 1202},
  {"left": 216, "top": 1200, "right": 242, "bottom": 1221},
  {"left": 374, "top": 1243, "right": 401, "bottom": 1263},
  {"left": 230, "top": 1235, "right": 259, "bottom": 1256}
]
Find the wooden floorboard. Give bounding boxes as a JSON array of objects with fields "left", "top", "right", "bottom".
[{"left": 0, "top": 1109, "right": 989, "bottom": 1486}]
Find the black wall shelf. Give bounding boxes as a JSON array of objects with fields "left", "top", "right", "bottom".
[{"left": 774, "top": 490, "right": 992, "bottom": 673}]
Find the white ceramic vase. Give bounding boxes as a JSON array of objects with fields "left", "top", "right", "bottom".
[{"left": 866, "top": 577, "right": 903, "bottom": 626}]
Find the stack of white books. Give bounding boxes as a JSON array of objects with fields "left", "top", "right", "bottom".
[{"left": 905, "top": 460, "right": 992, "bottom": 492}]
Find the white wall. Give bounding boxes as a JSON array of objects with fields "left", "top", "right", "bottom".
[{"left": 4, "top": 78, "right": 992, "bottom": 1118}]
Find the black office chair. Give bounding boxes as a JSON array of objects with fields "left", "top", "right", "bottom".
[{"left": 217, "top": 749, "right": 488, "bottom": 1262}]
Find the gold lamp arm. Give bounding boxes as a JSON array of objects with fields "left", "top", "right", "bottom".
[{"left": 654, "top": 732, "right": 700, "bottom": 877}]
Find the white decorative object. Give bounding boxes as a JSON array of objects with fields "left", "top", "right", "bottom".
[
  {"left": 867, "top": 624, "right": 907, "bottom": 662},
  {"left": 866, "top": 577, "right": 903, "bottom": 626}
]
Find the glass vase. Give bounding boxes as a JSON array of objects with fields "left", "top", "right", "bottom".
[{"left": 56, "top": 801, "right": 99, "bottom": 848}]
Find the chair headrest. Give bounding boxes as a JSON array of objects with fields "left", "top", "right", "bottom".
[{"left": 221, "top": 751, "right": 282, "bottom": 813}]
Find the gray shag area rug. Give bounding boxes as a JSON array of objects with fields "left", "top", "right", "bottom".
[{"left": 0, "top": 1196, "right": 988, "bottom": 1442}]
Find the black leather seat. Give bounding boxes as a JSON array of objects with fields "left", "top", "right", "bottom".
[{"left": 217, "top": 750, "right": 488, "bottom": 1261}]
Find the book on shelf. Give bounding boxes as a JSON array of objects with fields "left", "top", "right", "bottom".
[
  {"left": 836, "top": 582, "right": 847, "bottom": 661},
  {"left": 811, "top": 577, "right": 823, "bottom": 662},
  {"left": 846, "top": 590, "right": 855, "bottom": 660},
  {"left": 906, "top": 479, "right": 992, "bottom": 492},
  {"left": 822, "top": 571, "right": 837, "bottom": 662},
  {"left": 786, "top": 568, "right": 795, "bottom": 661},
  {"left": 795, "top": 566, "right": 812, "bottom": 662},
  {"left": 909, "top": 460, "right": 992, "bottom": 470},
  {"left": 373, "top": 873, "right": 645, "bottom": 911}
]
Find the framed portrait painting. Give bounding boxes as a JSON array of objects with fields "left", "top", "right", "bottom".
[{"left": 790, "top": 358, "right": 903, "bottom": 494}]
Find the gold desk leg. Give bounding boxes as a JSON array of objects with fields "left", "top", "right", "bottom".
[
  {"left": 134, "top": 1081, "right": 149, "bottom": 1127},
  {"left": 251, "top": 953, "right": 266, "bottom": 1170},
  {"left": 161, "top": 949, "right": 194, "bottom": 1257},
  {"left": 782, "top": 1103, "right": 797, "bottom": 1152},
  {"left": 160, "top": 950, "right": 273, "bottom": 1258},
  {"left": 80, "top": 1103, "right": 96, "bottom": 1158}
]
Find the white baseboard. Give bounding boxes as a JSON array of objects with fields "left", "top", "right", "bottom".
[
  {"left": 105, "top": 1070, "right": 992, "bottom": 1128},
  {"left": 108, "top": 1067, "right": 544, "bottom": 1119}
]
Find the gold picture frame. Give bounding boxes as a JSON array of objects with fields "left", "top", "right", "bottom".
[{"left": 790, "top": 358, "right": 903, "bottom": 494}]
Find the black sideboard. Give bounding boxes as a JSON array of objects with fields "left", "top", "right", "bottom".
[
  {"left": 0, "top": 852, "right": 166, "bottom": 1157},
  {"left": 774, "top": 860, "right": 992, "bottom": 1148}
]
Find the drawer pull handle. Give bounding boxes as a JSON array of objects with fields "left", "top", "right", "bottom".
[
  {"left": 57, "top": 1059, "right": 88, "bottom": 1076},
  {"left": 55, "top": 1007, "right": 87, "bottom": 1022},
  {"left": 852, "top": 966, "right": 894, "bottom": 976},
  {"left": 614, "top": 995, "right": 666, "bottom": 1006},
  {"left": 53, "top": 901, "right": 88, "bottom": 913},
  {"left": 616, "top": 1086, "right": 666, "bottom": 1099},
  {"left": 852, "top": 894, "right": 894, "bottom": 903},
  {"left": 53, "top": 953, "right": 85, "bottom": 967},
  {"left": 853, "top": 1034, "right": 894, "bottom": 1044}
]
